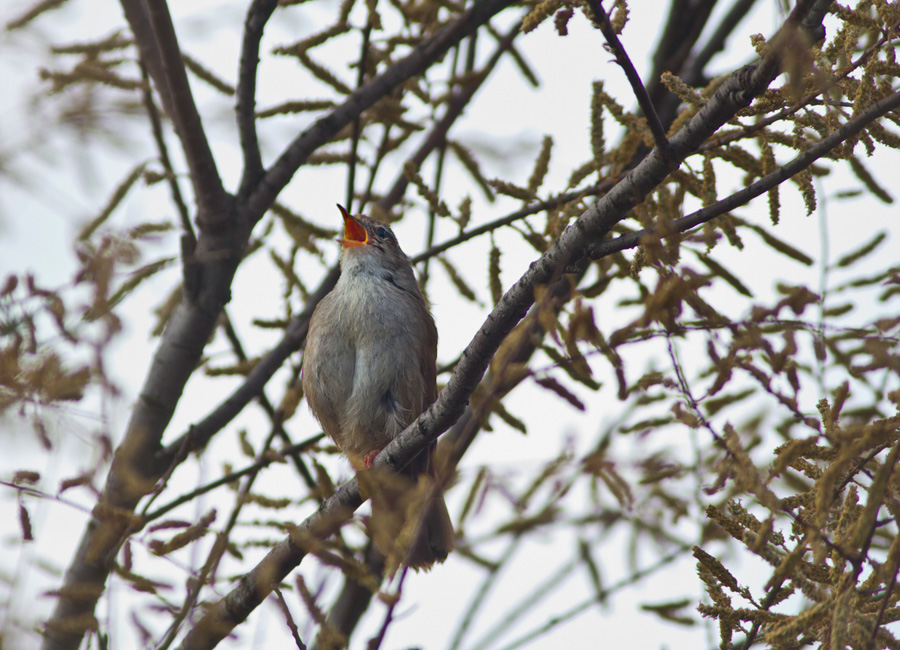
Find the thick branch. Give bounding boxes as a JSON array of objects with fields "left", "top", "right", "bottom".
[
  {"left": 42, "top": 222, "right": 249, "bottom": 650},
  {"left": 119, "top": 0, "right": 172, "bottom": 115}
]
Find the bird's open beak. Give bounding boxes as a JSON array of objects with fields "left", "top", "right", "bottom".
[{"left": 337, "top": 204, "right": 368, "bottom": 248}]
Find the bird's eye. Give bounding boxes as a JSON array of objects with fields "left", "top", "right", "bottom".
[{"left": 375, "top": 227, "right": 389, "bottom": 239}]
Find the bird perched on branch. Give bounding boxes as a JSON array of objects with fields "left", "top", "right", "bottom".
[{"left": 302, "top": 204, "right": 454, "bottom": 569}]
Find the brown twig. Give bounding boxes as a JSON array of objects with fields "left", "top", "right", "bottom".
[
  {"left": 139, "top": 62, "right": 194, "bottom": 245},
  {"left": 585, "top": 0, "right": 672, "bottom": 157},
  {"left": 346, "top": 22, "right": 372, "bottom": 214},
  {"left": 140, "top": 0, "right": 228, "bottom": 220},
  {"left": 237, "top": 0, "right": 280, "bottom": 200},
  {"left": 274, "top": 587, "right": 307, "bottom": 650},
  {"left": 366, "top": 566, "right": 409, "bottom": 650}
]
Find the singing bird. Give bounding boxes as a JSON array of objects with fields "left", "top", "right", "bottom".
[{"left": 301, "top": 205, "right": 454, "bottom": 568}]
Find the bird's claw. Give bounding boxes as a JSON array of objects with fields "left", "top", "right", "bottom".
[{"left": 363, "top": 449, "right": 381, "bottom": 468}]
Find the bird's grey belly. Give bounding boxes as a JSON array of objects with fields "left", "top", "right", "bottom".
[
  {"left": 318, "top": 278, "right": 425, "bottom": 458},
  {"left": 340, "top": 337, "right": 414, "bottom": 455}
]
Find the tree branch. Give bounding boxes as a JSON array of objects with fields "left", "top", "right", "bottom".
[
  {"left": 119, "top": 0, "right": 172, "bottom": 115},
  {"left": 585, "top": 0, "right": 671, "bottom": 157},
  {"left": 237, "top": 0, "right": 280, "bottom": 201},
  {"left": 125, "top": 0, "right": 229, "bottom": 221},
  {"left": 140, "top": 61, "right": 194, "bottom": 244},
  {"left": 644, "top": 0, "right": 717, "bottom": 128},
  {"left": 682, "top": 0, "right": 757, "bottom": 86},
  {"left": 244, "top": 0, "right": 519, "bottom": 224}
]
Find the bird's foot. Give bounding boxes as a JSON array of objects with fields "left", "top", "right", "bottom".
[{"left": 362, "top": 449, "right": 381, "bottom": 468}]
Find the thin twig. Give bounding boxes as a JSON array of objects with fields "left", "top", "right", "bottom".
[
  {"left": 144, "top": 437, "right": 323, "bottom": 523},
  {"left": 157, "top": 414, "right": 290, "bottom": 650},
  {"left": 220, "top": 311, "right": 318, "bottom": 491},
  {"left": 237, "top": 0, "right": 279, "bottom": 200},
  {"left": 139, "top": 61, "right": 194, "bottom": 245},
  {"left": 141, "top": 0, "right": 228, "bottom": 219},
  {"left": 153, "top": 266, "right": 340, "bottom": 468},
  {"left": 448, "top": 536, "right": 523, "bottom": 650},
  {"left": 468, "top": 556, "right": 579, "bottom": 650},
  {"left": 366, "top": 566, "right": 409, "bottom": 650},
  {"left": 346, "top": 22, "right": 372, "bottom": 214},
  {"left": 585, "top": 0, "right": 672, "bottom": 158},
  {"left": 421, "top": 19, "right": 480, "bottom": 288},
  {"left": 274, "top": 587, "right": 307, "bottom": 650},
  {"left": 378, "top": 18, "right": 523, "bottom": 213},
  {"left": 0, "top": 481, "right": 94, "bottom": 517},
  {"left": 410, "top": 181, "right": 612, "bottom": 265},
  {"left": 496, "top": 546, "right": 688, "bottom": 650}
]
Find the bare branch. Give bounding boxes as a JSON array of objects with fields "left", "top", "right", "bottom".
[
  {"left": 121, "top": 0, "right": 228, "bottom": 221},
  {"left": 237, "top": 0, "right": 280, "bottom": 200},
  {"left": 585, "top": 0, "right": 671, "bottom": 157}
]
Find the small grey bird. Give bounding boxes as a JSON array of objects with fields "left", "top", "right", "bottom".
[{"left": 302, "top": 204, "right": 454, "bottom": 568}]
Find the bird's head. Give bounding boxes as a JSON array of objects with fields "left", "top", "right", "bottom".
[{"left": 337, "top": 204, "right": 410, "bottom": 274}]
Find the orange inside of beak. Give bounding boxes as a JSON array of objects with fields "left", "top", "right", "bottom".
[{"left": 337, "top": 204, "right": 368, "bottom": 248}]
